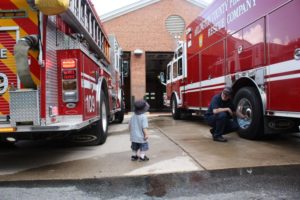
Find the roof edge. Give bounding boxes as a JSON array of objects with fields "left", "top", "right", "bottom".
[
  {"left": 186, "top": 0, "right": 209, "bottom": 8},
  {"left": 101, "top": 0, "right": 209, "bottom": 23},
  {"left": 101, "top": 0, "right": 160, "bottom": 22}
]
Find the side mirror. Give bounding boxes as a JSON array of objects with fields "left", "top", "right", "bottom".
[
  {"left": 122, "top": 61, "right": 129, "bottom": 77},
  {"left": 159, "top": 72, "right": 166, "bottom": 86}
]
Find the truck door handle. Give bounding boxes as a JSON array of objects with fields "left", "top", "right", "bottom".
[
  {"left": 237, "top": 45, "right": 243, "bottom": 54},
  {"left": 294, "top": 48, "right": 300, "bottom": 60}
]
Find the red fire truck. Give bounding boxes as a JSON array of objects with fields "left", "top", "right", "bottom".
[
  {"left": 0, "top": 0, "right": 124, "bottom": 145},
  {"left": 163, "top": 0, "right": 300, "bottom": 139}
]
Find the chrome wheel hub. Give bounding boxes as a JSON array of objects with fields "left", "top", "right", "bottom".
[
  {"left": 237, "top": 98, "right": 252, "bottom": 129},
  {"left": 101, "top": 102, "right": 108, "bottom": 131},
  {"left": 172, "top": 99, "right": 176, "bottom": 114}
]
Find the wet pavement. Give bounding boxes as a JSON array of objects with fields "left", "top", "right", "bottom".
[
  {"left": 0, "top": 165, "right": 300, "bottom": 199},
  {"left": 0, "top": 114, "right": 201, "bottom": 181},
  {"left": 0, "top": 114, "right": 300, "bottom": 199},
  {"left": 1, "top": 114, "right": 300, "bottom": 181},
  {"left": 153, "top": 116, "right": 300, "bottom": 170}
]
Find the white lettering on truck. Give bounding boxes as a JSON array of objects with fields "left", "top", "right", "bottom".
[
  {"left": 227, "top": 0, "right": 256, "bottom": 24},
  {"left": 0, "top": 48, "right": 7, "bottom": 59},
  {"left": 194, "top": 0, "right": 257, "bottom": 38},
  {"left": 0, "top": 73, "right": 9, "bottom": 95},
  {"left": 85, "top": 95, "right": 96, "bottom": 113}
]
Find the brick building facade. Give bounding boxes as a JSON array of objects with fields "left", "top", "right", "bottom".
[{"left": 101, "top": 0, "right": 207, "bottom": 110}]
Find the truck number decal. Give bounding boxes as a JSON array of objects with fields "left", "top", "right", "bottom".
[
  {"left": 0, "top": 73, "right": 8, "bottom": 95},
  {"left": 85, "top": 95, "right": 95, "bottom": 113}
]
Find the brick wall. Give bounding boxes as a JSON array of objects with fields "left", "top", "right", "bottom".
[{"left": 103, "top": 0, "right": 203, "bottom": 100}]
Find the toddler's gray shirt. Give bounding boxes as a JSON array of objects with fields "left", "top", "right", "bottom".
[{"left": 129, "top": 114, "right": 148, "bottom": 143}]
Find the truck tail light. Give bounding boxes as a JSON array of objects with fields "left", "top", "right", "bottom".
[
  {"left": 62, "top": 59, "right": 76, "bottom": 69},
  {"left": 61, "top": 59, "right": 78, "bottom": 103}
]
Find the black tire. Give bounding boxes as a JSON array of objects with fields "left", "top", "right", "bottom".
[
  {"left": 233, "top": 87, "right": 264, "bottom": 140},
  {"left": 115, "top": 100, "right": 124, "bottom": 123},
  {"left": 93, "top": 91, "right": 109, "bottom": 145},
  {"left": 0, "top": 141, "right": 16, "bottom": 149},
  {"left": 72, "top": 91, "right": 108, "bottom": 146},
  {"left": 171, "top": 95, "right": 181, "bottom": 120}
]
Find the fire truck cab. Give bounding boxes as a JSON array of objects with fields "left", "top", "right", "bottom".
[
  {"left": 0, "top": 0, "right": 124, "bottom": 145},
  {"left": 163, "top": 0, "right": 300, "bottom": 139}
]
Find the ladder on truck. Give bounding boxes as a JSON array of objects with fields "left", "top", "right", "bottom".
[{"left": 60, "top": 0, "right": 110, "bottom": 64}]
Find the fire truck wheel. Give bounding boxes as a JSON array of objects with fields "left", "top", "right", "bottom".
[
  {"left": 0, "top": 141, "right": 16, "bottom": 148},
  {"left": 171, "top": 95, "right": 181, "bottom": 120},
  {"left": 84, "top": 91, "right": 108, "bottom": 146},
  {"left": 95, "top": 91, "right": 109, "bottom": 145},
  {"left": 234, "top": 87, "right": 264, "bottom": 140},
  {"left": 115, "top": 100, "right": 124, "bottom": 123}
]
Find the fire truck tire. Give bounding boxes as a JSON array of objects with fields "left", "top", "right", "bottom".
[
  {"left": 95, "top": 91, "right": 109, "bottom": 145},
  {"left": 234, "top": 87, "right": 264, "bottom": 140},
  {"left": 83, "top": 91, "right": 108, "bottom": 146},
  {"left": 171, "top": 95, "right": 181, "bottom": 120},
  {"left": 115, "top": 100, "right": 124, "bottom": 123},
  {"left": 0, "top": 141, "right": 16, "bottom": 148}
]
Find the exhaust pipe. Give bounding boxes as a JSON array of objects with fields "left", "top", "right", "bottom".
[{"left": 14, "top": 35, "right": 39, "bottom": 89}]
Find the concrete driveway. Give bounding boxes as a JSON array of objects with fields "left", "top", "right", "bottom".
[
  {"left": 0, "top": 114, "right": 300, "bottom": 181},
  {"left": 152, "top": 115, "right": 300, "bottom": 170}
]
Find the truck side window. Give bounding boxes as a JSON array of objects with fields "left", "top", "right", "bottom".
[
  {"left": 167, "top": 65, "right": 170, "bottom": 81},
  {"left": 173, "top": 62, "right": 178, "bottom": 78},
  {"left": 178, "top": 47, "right": 183, "bottom": 57},
  {"left": 178, "top": 58, "right": 183, "bottom": 76}
]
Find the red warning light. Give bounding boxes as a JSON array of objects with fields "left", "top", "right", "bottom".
[{"left": 62, "top": 70, "right": 77, "bottom": 79}]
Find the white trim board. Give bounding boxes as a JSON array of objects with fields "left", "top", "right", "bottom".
[{"left": 101, "top": 0, "right": 209, "bottom": 22}]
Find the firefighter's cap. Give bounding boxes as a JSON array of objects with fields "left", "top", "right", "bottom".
[{"left": 223, "top": 87, "right": 232, "bottom": 96}]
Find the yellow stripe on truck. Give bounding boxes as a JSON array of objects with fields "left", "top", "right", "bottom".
[
  {"left": 1, "top": 20, "right": 40, "bottom": 86},
  {"left": 11, "top": 0, "right": 38, "bottom": 26},
  {"left": 0, "top": 43, "right": 17, "bottom": 74},
  {"left": 1, "top": 92, "right": 10, "bottom": 107}
]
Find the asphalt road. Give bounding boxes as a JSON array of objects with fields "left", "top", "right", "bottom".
[{"left": 0, "top": 166, "right": 300, "bottom": 199}]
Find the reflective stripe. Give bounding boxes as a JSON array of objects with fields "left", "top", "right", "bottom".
[{"left": 180, "top": 76, "right": 225, "bottom": 94}]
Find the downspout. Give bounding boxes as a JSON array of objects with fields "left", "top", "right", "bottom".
[{"left": 14, "top": 35, "right": 39, "bottom": 89}]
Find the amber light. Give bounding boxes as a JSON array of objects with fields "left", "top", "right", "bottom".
[
  {"left": 0, "top": 127, "right": 16, "bottom": 133},
  {"left": 62, "top": 59, "right": 77, "bottom": 69}
]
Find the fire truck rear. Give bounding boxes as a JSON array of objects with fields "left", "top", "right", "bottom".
[
  {"left": 0, "top": 0, "right": 124, "bottom": 145},
  {"left": 163, "top": 0, "right": 300, "bottom": 139}
]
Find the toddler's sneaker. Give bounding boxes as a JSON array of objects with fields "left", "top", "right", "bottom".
[
  {"left": 139, "top": 156, "right": 149, "bottom": 161},
  {"left": 131, "top": 155, "right": 138, "bottom": 161}
]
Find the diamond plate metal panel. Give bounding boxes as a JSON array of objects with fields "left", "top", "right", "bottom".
[
  {"left": 9, "top": 90, "right": 40, "bottom": 126},
  {"left": 45, "top": 19, "right": 59, "bottom": 124}
]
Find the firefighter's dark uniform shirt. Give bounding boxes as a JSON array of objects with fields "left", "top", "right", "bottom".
[{"left": 205, "top": 93, "right": 235, "bottom": 117}]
